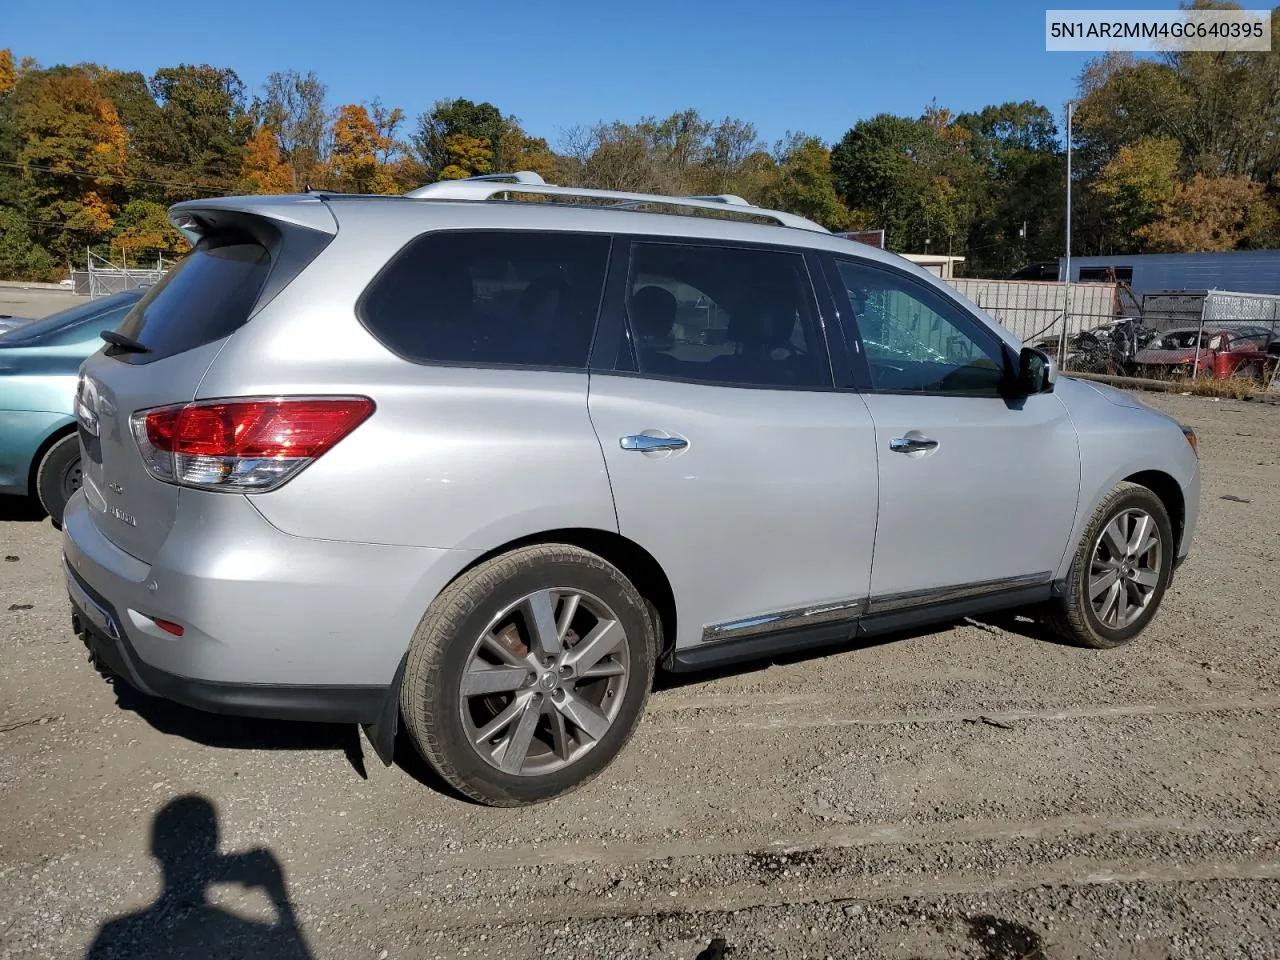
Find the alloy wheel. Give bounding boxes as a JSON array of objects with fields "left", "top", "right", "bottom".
[
  {"left": 1088, "top": 508, "right": 1163, "bottom": 629},
  {"left": 459, "top": 588, "right": 630, "bottom": 776}
]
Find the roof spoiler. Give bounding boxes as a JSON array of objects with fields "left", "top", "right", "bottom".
[{"left": 168, "top": 195, "right": 339, "bottom": 246}]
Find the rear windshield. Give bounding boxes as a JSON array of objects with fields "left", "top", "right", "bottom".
[
  {"left": 0, "top": 292, "right": 140, "bottom": 347},
  {"left": 113, "top": 237, "right": 270, "bottom": 363}
]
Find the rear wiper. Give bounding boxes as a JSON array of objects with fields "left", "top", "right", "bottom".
[{"left": 100, "top": 330, "right": 149, "bottom": 354}]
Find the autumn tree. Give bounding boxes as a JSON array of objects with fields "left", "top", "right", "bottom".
[
  {"left": 323, "top": 103, "right": 403, "bottom": 193},
  {"left": 698, "top": 118, "right": 763, "bottom": 195},
  {"left": 112, "top": 199, "right": 184, "bottom": 260},
  {"left": 255, "top": 69, "right": 328, "bottom": 190},
  {"left": 954, "top": 101, "right": 1064, "bottom": 275},
  {"left": 0, "top": 49, "right": 16, "bottom": 96},
  {"left": 559, "top": 110, "right": 769, "bottom": 199},
  {"left": 438, "top": 134, "right": 493, "bottom": 180},
  {"left": 497, "top": 120, "right": 558, "bottom": 182},
  {"left": 757, "top": 134, "right": 851, "bottom": 230},
  {"left": 96, "top": 69, "right": 170, "bottom": 203},
  {"left": 10, "top": 66, "right": 128, "bottom": 264},
  {"left": 634, "top": 109, "right": 713, "bottom": 194},
  {"left": 410, "top": 98, "right": 572, "bottom": 185},
  {"left": 413, "top": 98, "right": 506, "bottom": 180},
  {"left": 1093, "top": 137, "right": 1181, "bottom": 251},
  {"left": 148, "top": 64, "right": 252, "bottom": 199},
  {"left": 1074, "top": 6, "right": 1280, "bottom": 183},
  {"left": 1139, "top": 175, "right": 1280, "bottom": 251},
  {"left": 831, "top": 108, "right": 982, "bottom": 253},
  {"left": 0, "top": 49, "right": 21, "bottom": 212},
  {"left": 239, "top": 125, "right": 295, "bottom": 194},
  {"left": 562, "top": 121, "right": 655, "bottom": 191}
]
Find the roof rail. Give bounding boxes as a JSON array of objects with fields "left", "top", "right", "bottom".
[
  {"left": 682, "top": 194, "right": 750, "bottom": 205},
  {"left": 402, "top": 174, "right": 828, "bottom": 233},
  {"left": 423, "top": 171, "right": 547, "bottom": 186}
]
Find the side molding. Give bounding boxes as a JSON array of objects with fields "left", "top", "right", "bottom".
[{"left": 671, "top": 573, "right": 1054, "bottom": 674}]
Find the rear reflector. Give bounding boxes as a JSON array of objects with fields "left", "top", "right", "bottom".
[
  {"left": 152, "top": 617, "right": 185, "bottom": 637},
  {"left": 130, "top": 396, "right": 374, "bottom": 492}
]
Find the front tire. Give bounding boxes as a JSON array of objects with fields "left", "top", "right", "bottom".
[
  {"left": 399, "top": 544, "right": 657, "bottom": 806},
  {"left": 35, "top": 433, "right": 82, "bottom": 529},
  {"left": 1045, "top": 482, "right": 1174, "bottom": 649}
]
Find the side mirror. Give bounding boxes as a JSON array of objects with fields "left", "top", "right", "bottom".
[{"left": 1017, "top": 346, "right": 1056, "bottom": 395}]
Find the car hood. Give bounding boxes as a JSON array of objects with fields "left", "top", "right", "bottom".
[{"left": 1058, "top": 375, "right": 1147, "bottom": 410}]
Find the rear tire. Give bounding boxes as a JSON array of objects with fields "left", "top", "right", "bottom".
[
  {"left": 399, "top": 544, "right": 656, "bottom": 807},
  {"left": 35, "top": 433, "right": 82, "bottom": 529},
  {"left": 1044, "top": 482, "right": 1174, "bottom": 649}
]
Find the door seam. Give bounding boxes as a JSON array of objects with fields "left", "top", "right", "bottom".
[{"left": 584, "top": 372, "right": 622, "bottom": 534}]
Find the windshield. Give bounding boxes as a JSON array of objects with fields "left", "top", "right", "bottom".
[
  {"left": 1153, "top": 331, "right": 1209, "bottom": 350},
  {"left": 0, "top": 291, "right": 142, "bottom": 346}
]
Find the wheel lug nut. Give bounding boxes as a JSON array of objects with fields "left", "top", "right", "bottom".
[{"left": 552, "top": 688, "right": 565, "bottom": 702}]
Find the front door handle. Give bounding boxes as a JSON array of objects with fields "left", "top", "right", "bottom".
[
  {"left": 620, "top": 434, "right": 688, "bottom": 452},
  {"left": 889, "top": 436, "right": 938, "bottom": 453}
]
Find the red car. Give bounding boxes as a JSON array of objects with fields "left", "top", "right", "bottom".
[{"left": 1134, "top": 326, "right": 1271, "bottom": 380}]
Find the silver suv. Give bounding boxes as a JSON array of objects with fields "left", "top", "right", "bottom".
[{"left": 62, "top": 173, "right": 1201, "bottom": 806}]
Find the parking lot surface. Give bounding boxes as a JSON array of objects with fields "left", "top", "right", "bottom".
[
  {"left": 0, "top": 287, "right": 81, "bottom": 320},
  {"left": 1, "top": 390, "right": 1278, "bottom": 959}
]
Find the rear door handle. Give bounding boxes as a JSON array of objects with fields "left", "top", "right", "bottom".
[
  {"left": 889, "top": 436, "right": 938, "bottom": 453},
  {"left": 620, "top": 434, "right": 688, "bottom": 452}
]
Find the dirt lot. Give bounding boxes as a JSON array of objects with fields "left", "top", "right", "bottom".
[{"left": 1, "top": 390, "right": 1278, "bottom": 960}]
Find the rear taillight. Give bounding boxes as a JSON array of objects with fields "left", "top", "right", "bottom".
[{"left": 130, "top": 396, "right": 374, "bottom": 492}]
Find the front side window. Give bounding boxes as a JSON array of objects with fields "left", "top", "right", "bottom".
[
  {"left": 359, "top": 230, "right": 611, "bottom": 368},
  {"left": 834, "top": 259, "right": 1007, "bottom": 395},
  {"left": 622, "top": 242, "right": 827, "bottom": 389}
]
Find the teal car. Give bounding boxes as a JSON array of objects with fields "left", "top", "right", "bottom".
[{"left": 0, "top": 290, "right": 143, "bottom": 525}]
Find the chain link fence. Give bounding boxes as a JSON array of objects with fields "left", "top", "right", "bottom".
[
  {"left": 85, "top": 251, "right": 172, "bottom": 298},
  {"left": 1191, "top": 291, "right": 1280, "bottom": 389},
  {"left": 948, "top": 278, "right": 1125, "bottom": 368},
  {"left": 947, "top": 280, "right": 1279, "bottom": 390}
]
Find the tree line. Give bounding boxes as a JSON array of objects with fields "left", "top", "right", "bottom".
[{"left": 2, "top": 8, "right": 1278, "bottom": 282}]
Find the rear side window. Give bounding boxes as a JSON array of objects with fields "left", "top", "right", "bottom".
[
  {"left": 113, "top": 238, "right": 271, "bottom": 363},
  {"left": 619, "top": 241, "right": 829, "bottom": 389},
  {"left": 358, "top": 230, "right": 611, "bottom": 368}
]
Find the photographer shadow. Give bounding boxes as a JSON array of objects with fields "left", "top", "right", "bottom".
[{"left": 85, "top": 794, "right": 313, "bottom": 960}]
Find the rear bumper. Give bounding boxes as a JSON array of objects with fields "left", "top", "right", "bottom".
[
  {"left": 66, "top": 558, "right": 386, "bottom": 723},
  {"left": 60, "top": 487, "right": 476, "bottom": 720}
]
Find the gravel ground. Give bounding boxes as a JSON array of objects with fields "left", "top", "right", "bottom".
[{"left": 1, "top": 389, "right": 1278, "bottom": 959}]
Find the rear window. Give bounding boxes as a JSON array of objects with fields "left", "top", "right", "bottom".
[
  {"left": 112, "top": 238, "right": 271, "bottom": 363},
  {"left": 358, "top": 230, "right": 611, "bottom": 369}
]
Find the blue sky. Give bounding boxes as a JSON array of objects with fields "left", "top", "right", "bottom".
[{"left": 2, "top": 0, "right": 1179, "bottom": 148}]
